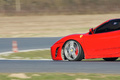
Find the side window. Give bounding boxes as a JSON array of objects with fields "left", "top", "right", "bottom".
[{"left": 95, "top": 21, "right": 120, "bottom": 34}]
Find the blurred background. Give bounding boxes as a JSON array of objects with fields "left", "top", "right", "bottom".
[
  {"left": 0, "top": 0, "right": 120, "bottom": 38},
  {"left": 0, "top": 0, "right": 120, "bottom": 15}
]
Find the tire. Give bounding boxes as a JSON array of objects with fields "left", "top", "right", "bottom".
[
  {"left": 63, "top": 40, "right": 84, "bottom": 61},
  {"left": 103, "top": 57, "right": 118, "bottom": 61}
]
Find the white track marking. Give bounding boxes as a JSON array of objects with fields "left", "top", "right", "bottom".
[{"left": 0, "top": 48, "right": 50, "bottom": 55}]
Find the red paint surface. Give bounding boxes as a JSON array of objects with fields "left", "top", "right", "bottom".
[{"left": 51, "top": 19, "right": 120, "bottom": 60}]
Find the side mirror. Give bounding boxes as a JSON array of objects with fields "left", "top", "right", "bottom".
[{"left": 89, "top": 28, "right": 94, "bottom": 34}]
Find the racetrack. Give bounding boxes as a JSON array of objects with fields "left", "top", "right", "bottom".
[
  {"left": 0, "top": 60, "right": 120, "bottom": 74},
  {"left": 0, "top": 37, "right": 61, "bottom": 53},
  {"left": 1, "top": 37, "right": 120, "bottom": 74}
]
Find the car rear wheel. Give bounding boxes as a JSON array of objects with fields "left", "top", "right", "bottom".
[
  {"left": 63, "top": 40, "right": 84, "bottom": 61},
  {"left": 103, "top": 57, "right": 118, "bottom": 61}
]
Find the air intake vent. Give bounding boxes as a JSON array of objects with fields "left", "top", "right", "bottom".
[{"left": 55, "top": 47, "right": 59, "bottom": 57}]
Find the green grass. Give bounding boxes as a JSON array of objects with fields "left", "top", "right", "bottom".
[
  {"left": 0, "top": 73, "right": 120, "bottom": 80},
  {"left": 1, "top": 49, "right": 120, "bottom": 61},
  {"left": 0, "top": 50, "right": 51, "bottom": 59}
]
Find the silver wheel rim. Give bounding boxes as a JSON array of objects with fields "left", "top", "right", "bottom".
[{"left": 64, "top": 40, "right": 79, "bottom": 60}]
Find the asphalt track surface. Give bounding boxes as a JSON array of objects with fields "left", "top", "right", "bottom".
[
  {"left": 0, "top": 60, "right": 120, "bottom": 74},
  {"left": 0, "top": 37, "right": 61, "bottom": 53},
  {"left": 1, "top": 37, "right": 120, "bottom": 74}
]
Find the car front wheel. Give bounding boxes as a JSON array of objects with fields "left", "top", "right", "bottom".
[{"left": 63, "top": 40, "right": 84, "bottom": 61}]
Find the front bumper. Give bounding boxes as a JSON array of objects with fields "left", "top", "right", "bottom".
[{"left": 51, "top": 42, "right": 64, "bottom": 60}]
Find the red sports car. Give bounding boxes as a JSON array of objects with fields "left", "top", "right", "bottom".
[{"left": 51, "top": 19, "right": 120, "bottom": 61}]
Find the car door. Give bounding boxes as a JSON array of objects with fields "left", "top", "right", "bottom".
[{"left": 84, "top": 20, "right": 120, "bottom": 59}]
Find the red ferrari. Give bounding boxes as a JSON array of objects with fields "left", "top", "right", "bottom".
[{"left": 51, "top": 19, "right": 120, "bottom": 61}]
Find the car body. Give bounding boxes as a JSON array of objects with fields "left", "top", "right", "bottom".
[{"left": 51, "top": 19, "right": 120, "bottom": 61}]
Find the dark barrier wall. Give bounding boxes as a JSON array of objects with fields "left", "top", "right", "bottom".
[{"left": 0, "top": 0, "right": 120, "bottom": 15}]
